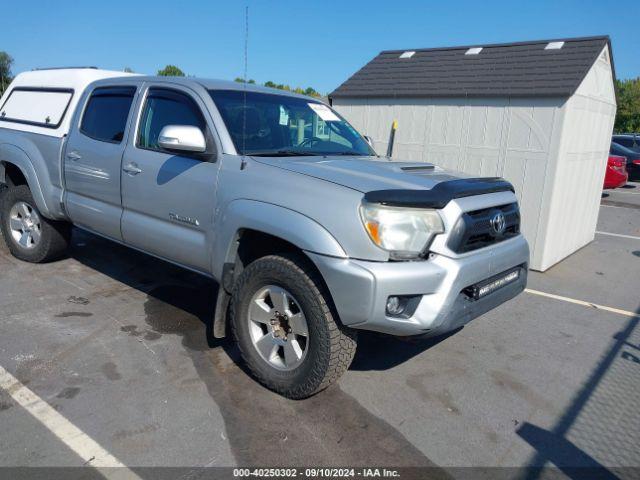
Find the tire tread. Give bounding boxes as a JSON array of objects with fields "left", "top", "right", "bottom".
[{"left": 230, "top": 253, "right": 357, "bottom": 399}]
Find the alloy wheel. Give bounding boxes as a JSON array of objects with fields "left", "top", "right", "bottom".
[
  {"left": 9, "top": 201, "right": 42, "bottom": 250},
  {"left": 247, "top": 285, "right": 309, "bottom": 371}
]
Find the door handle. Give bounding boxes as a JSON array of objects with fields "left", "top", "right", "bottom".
[
  {"left": 67, "top": 151, "right": 82, "bottom": 161},
  {"left": 123, "top": 163, "right": 142, "bottom": 175}
]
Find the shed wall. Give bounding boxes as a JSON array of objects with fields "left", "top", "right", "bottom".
[{"left": 535, "top": 47, "right": 616, "bottom": 270}]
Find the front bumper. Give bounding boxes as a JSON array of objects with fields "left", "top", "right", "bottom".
[{"left": 307, "top": 234, "right": 529, "bottom": 337}]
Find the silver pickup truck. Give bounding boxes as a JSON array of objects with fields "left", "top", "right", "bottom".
[{"left": 0, "top": 68, "right": 529, "bottom": 398}]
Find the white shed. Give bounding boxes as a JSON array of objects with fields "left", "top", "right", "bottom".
[{"left": 330, "top": 36, "right": 617, "bottom": 271}]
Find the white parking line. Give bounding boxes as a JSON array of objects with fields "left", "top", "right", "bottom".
[
  {"left": 595, "top": 231, "right": 640, "bottom": 241},
  {"left": 525, "top": 289, "right": 639, "bottom": 319},
  {"left": 0, "top": 365, "right": 141, "bottom": 477},
  {"left": 608, "top": 190, "right": 640, "bottom": 195},
  {"left": 600, "top": 204, "right": 635, "bottom": 210}
]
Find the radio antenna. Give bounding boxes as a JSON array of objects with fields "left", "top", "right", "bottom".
[{"left": 240, "top": 5, "right": 249, "bottom": 170}]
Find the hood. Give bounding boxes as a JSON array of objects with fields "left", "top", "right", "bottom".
[{"left": 251, "top": 156, "right": 470, "bottom": 193}]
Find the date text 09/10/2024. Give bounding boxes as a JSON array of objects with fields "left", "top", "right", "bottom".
[{"left": 233, "top": 468, "right": 401, "bottom": 478}]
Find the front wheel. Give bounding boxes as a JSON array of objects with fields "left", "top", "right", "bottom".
[
  {"left": 230, "top": 254, "right": 357, "bottom": 399},
  {"left": 0, "top": 185, "right": 70, "bottom": 263}
]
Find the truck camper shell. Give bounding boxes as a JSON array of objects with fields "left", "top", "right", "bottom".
[{"left": 0, "top": 68, "right": 134, "bottom": 138}]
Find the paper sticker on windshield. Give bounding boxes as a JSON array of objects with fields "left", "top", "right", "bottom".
[
  {"left": 308, "top": 103, "right": 340, "bottom": 122},
  {"left": 279, "top": 106, "right": 289, "bottom": 126}
]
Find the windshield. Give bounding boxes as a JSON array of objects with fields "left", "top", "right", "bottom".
[{"left": 209, "top": 90, "right": 375, "bottom": 157}]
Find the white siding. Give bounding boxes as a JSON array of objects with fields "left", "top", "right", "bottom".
[
  {"left": 332, "top": 47, "right": 615, "bottom": 271},
  {"left": 534, "top": 47, "right": 616, "bottom": 270}
]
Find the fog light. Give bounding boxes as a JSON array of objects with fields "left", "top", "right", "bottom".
[
  {"left": 386, "top": 296, "right": 404, "bottom": 316},
  {"left": 386, "top": 295, "right": 422, "bottom": 318}
]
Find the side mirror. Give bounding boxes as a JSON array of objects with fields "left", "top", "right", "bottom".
[
  {"left": 363, "top": 135, "right": 374, "bottom": 148},
  {"left": 158, "top": 125, "right": 207, "bottom": 153}
]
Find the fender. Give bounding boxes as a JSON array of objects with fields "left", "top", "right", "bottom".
[
  {"left": 212, "top": 199, "right": 347, "bottom": 282},
  {"left": 0, "top": 140, "right": 65, "bottom": 219},
  {"left": 210, "top": 199, "right": 347, "bottom": 338}
]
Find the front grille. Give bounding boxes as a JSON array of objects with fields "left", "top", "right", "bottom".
[{"left": 447, "top": 203, "right": 520, "bottom": 253}]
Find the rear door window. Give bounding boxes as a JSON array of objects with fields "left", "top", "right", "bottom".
[
  {"left": 614, "top": 137, "right": 634, "bottom": 148},
  {"left": 80, "top": 87, "right": 137, "bottom": 143},
  {"left": 0, "top": 88, "right": 73, "bottom": 128}
]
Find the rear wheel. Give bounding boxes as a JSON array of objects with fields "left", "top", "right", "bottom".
[
  {"left": 0, "top": 185, "right": 70, "bottom": 263},
  {"left": 230, "top": 253, "right": 357, "bottom": 399}
]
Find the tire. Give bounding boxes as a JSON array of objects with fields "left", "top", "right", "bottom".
[
  {"left": 230, "top": 253, "right": 357, "bottom": 399},
  {"left": 0, "top": 185, "right": 70, "bottom": 263}
]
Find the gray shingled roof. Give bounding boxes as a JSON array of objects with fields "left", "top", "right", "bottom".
[{"left": 329, "top": 36, "right": 613, "bottom": 99}]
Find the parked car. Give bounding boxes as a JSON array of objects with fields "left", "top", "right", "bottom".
[
  {"left": 603, "top": 155, "right": 628, "bottom": 189},
  {"left": 610, "top": 141, "right": 640, "bottom": 181},
  {"left": 612, "top": 134, "right": 640, "bottom": 153},
  {"left": 0, "top": 69, "right": 529, "bottom": 398}
]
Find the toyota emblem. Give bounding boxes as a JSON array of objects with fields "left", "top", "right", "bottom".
[{"left": 490, "top": 211, "right": 506, "bottom": 236}]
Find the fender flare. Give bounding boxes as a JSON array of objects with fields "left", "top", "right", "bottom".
[
  {"left": 211, "top": 200, "right": 347, "bottom": 339},
  {"left": 0, "top": 143, "right": 54, "bottom": 218},
  {"left": 212, "top": 199, "right": 346, "bottom": 281}
]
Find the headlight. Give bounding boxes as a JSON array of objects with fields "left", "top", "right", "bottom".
[{"left": 359, "top": 202, "right": 444, "bottom": 259}]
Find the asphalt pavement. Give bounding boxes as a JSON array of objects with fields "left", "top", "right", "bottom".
[{"left": 0, "top": 183, "right": 638, "bottom": 478}]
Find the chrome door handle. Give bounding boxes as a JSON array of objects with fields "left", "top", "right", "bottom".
[
  {"left": 67, "top": 151, "right": 82, "bottom": 161},
  {"left": 123, "top": 163, "right": 142, "bottom": 175}
]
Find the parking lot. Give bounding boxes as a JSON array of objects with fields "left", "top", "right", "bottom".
[{"left": 0, "top": 183, "right": 638, "bottom": 477}]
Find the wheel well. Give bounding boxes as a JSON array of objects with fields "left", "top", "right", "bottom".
[
  {"left": 234, "top": 229, "right": 331, "bottom": 299},
  {"left": 214, "top": 229, "right": 338, "bottom": 338},
  {"left": 225, "top": 229, "right": 332, "bottom": 293},
  {"left": 237, "top": 229, "right": 302, "bottom": 267},
  {"left": 2, "top": 162, "right": 27, "bottom": 187}
]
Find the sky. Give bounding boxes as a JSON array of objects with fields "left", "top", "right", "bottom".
[{"left": 4, "top": 0, "right": 639, "bottom": 94}]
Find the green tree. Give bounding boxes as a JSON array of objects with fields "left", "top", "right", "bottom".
[
  {"left": 615, "top": 78, "right": 640, "bottom": 133},
  {"left": 234, "top": 77, "right": 255, "bottom": 84},
  {"left": 0, "top": 51, "right": 14, "bottom": 95},
  {"left": 304, "top": 87, "right": 320, "bottom": 97},
  {"left": 244, "top": 78, "right": 324, "bottom": 97},
  {"left": 157, "top": 65, "right": 185, "bottom": 77},
  {"left": 261, "top": 80, "right": 322, "bottom": 97},
  {"left": 123, "top": 67, "right": 134, "bottom": 73}
]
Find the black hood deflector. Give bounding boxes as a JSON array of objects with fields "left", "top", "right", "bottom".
[{"left": 363, "top": 178, "right": 514, "bottom": 209}]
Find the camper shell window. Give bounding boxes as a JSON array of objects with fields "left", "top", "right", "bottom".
[{"left": 0, "top": 87, "right": 74, "bottom": 129}]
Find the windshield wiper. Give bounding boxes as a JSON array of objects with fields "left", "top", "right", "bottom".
[{"left": 247, "top": 149, "right": 319, "bottom": 157}]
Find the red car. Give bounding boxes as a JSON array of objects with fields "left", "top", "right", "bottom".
[{"left": 603, "top": 155, "right": 628, "bottom": 189}]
